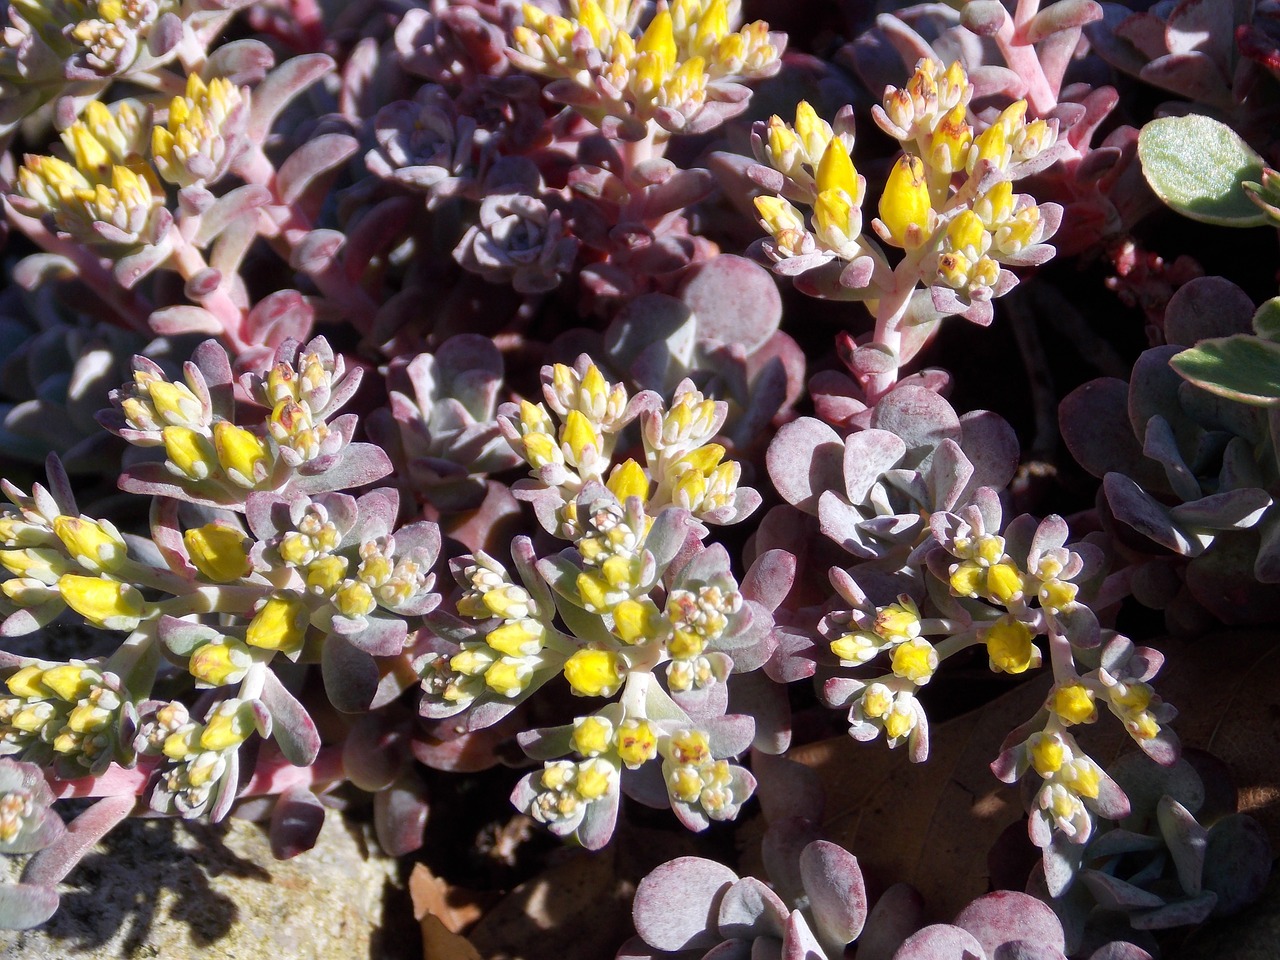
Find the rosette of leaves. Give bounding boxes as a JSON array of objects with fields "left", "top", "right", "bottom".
[
  {"left": 1026, "top": 751, "right": 1272, "bottom": 954},
  {"left": 601, "top": 255, "right": 804, "bottom": 455},
  {"left": 0, "top": 757, "right": 66, "bottom": 929},
  {"left": 99, "top": 336, "right": 393, "bottom": 510},
  {"left": 1060, "top": 276, "right": 1280, "bottom": 631},
  {"left": 370, "top": 334, "right": 521, "bottom": 511},
  {"left": 620, "top": 836, "right": 868, "bottom": 960},
  {"left": 567, "top": 143, "right": 720, "bottom": 312},
  {"left": 765, "top": 383, "right": 1019, "bottom": 590},
  {"left": 393, "top": 0, "right": 510, "bottom": 87}
]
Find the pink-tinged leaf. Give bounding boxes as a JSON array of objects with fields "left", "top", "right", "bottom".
[
  {"left": 1087, "top": 945, "right": 1153, "bottom": 960},
  {"left": 193, "top": 184, "right": 272, "bottom": 247},
  {"left": 1203, "top": 813, "right": 1272, "bottom": 916},
  {"left": 633, "top": 857, "right": 738, "bottom": 951},
  {"left": 1103, "top": 473, "right": 1198, "bottom": 555},
  {"left": 962, "top": 0, "right": 1008, "bottom": 35},
  {"left": 259, "top": 669, "right": 321, "bottom": 765},
  {"left": 148, "top": 305, "right": 224, "bottom": 336},
  {"left": 892, "top": 923, "right": 989, "bottom": 960},
  {"left": 290, "top": 443, "right": 393, "bottom": 494},
  {"left": 322, "top": 635, "right": 380, "bottom": 714},
  {"left": 801, "top": 841, "right": 867, "bottom": 947},
  {"left": 680, "top": 255, "right": 782, "bottom": 352},
  {"left": 1156, "top": 796, "right": 1207, "bottom": 894},
  {"left": 953, "top": 891, "right": 1064, "bottom": 956},
  {"left": 206, "top": 39, "right": 275, "bottom": 85},
  {"left": 1079, "top": 870, "right": 1164, "bottom": 910},
  {"left": 1021, "top": 0, "right": 1102, "bottom": 44},
  {"left": 782, "top": 910, "right": 825, "bottom": 960},
  {"left": 279, "top": 134, "right": 359, "bottom": 205},
  {"left": 1130, "top": 891, "right": 1217, "bottom": 929},
  {"left": 23, "top": 795, "right": 134, "bottom": 886},
  {"left": 992, "top": 943, "right": 1067, "bottom": 960},
  {"left": 844, "top": 429, "right": 907, "bottom": 505},
  {"left": 767, "top": 418, "right": 845, "bottom": 514},
  {"left": 247, "top": 54, "right": 334, "bottom": 143},
  {"left": 290, "top": 229, "right": 345, "bottom": 273},
  {"left": 269, "top": 786, "right": 326, "bottom": 859},
  {"left": 343, "top": 715, "right": 407, "bottom": 791},
  {"left": 740, "top": 549, "right": 796, "bottom": 612},
  {"left": 374, "top": 774, "right": 428, "bottom": 856},
  {"left": 859, "top": 883, "right": 925, "bottom": 960},
  {"left": 871, "top": 386, "right": 962, "bottom": 462},
  {"left": 0, "top": 883, "right": 60, "bottom": 930}
]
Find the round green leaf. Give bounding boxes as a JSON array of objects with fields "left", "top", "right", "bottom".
[
  {"left": 1170, "top": 335, "right": 1280, "bottom": 406},
  {"left": 1138, "top": 115, "right": 1270, "bottom": 227}
]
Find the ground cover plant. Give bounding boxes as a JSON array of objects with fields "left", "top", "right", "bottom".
[{"left": 0, "top": 0, "right": 1275, "bottom": 957}]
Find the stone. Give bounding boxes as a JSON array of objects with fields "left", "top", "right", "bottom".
[{"left": 0, "top": 811, "right": 419, "bottom": 959}]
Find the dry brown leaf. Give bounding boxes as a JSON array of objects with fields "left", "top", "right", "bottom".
[
  {"left": 787, "top": 630, "right": 1280, "bottom": 921},
  {"left": 421, "top": 914, "right": 485, "bottom": 960},
  {"left": 410, "top": 863, "right": 497, "bottom": 935}
]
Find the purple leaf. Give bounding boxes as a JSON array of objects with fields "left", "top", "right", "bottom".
[
  {"left": 269, "top": 786, "right": 326, "bottom": 859},
  {"left": 768, "top": 418, "right": 845, "bottom": 514},
  {"left": 892, "top": 923, "right": 989, "bottom": 960},
  {"left": 373, "top": 774, "right": 428, "bottom": 856},
  {"left": 718, "top": 876, "right": 789, "bottom": 939},
  {"left": 633, "top": 857, "right": 738, "bottom": 952},
  {"left": 859, "top": 883, "right": 925, "bottom": 960},
  {"left": 0, "top": 883, "right": 60, "bottom": 930},
  {"left": 279, "top": 134, "right": 359, "bottom": 205},
  {"left": 247, "top": 54, "right": 335, "bottom": 144},
  {"left": 193, "top": 184, "right": 272, "bottom": 247},
  {"left": 260, "top": 669, "right": 321, "bottom": 765},
  {"left": 800, "top": 841, "right": 867, "bottom": 947},
  {"left": 1203, "top": 813, "right": 1272, "bottom": 915},
  {"left": 1156, "top": 796, "right": 1208, "bottom": 894},
  {"left": 23, "top": 795, "right": 134, "bottom": 886},
  {"left": 322, "top": 635, "right": 380, "bottom": 713},
  {"left": 680, "top": 255, "right": 782, "bottom": 352},
  {"left": 953, "top": 891, "right": 1064, "bottom": 957}
]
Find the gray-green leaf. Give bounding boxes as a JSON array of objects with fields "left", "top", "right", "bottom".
[
  {"left": 1171, "top": 334, "right": 1280, "bottom": 406},
  {"left": 1138, "top": 115, "right": 1270, "bottom": 227}
]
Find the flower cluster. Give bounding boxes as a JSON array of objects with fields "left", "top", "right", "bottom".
[{"left": 509, "top": 0, "right": 784, "bottom": 139}]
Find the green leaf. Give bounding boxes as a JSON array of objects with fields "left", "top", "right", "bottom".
[
  {"left": 1138, "top": 115, "right": 1270, "bottom": 227},
  {"left": 1170, "top": 334, "right": 1280, "bottom": 406},
  {"left": 1252, "top": 296, "right": 1280, "bottom": 341}
]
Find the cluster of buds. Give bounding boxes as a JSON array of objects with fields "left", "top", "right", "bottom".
[
  {"left": 102, "top": 337, "right": 391, "bottom": 509},
  {"left": 137, "top": 699, "right": 260, "bottom": 818},
  {"left": 0, "top": 660, "right": 131, "bottom": 775},
  {"left": 497, "top": 357, "right": 759, "bottom": 539},
  {"left": 12, "top": 100, "right": 169, "bottom": 250},
  {"left": 10, "top": 0, "right": 178, "bottom": 78},
  {"left": 508, "top": 0, "right": 784, "bottom": 138},
  {"left": 151, "top": 73, "right": 249, "bottom": 189},
  {"left": 750, "top": 58, "right": 1061, "bottom": 325}
]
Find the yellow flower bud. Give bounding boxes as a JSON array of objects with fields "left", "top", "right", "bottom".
[
  {"left": 829, "top": 631, "right": 877, "bottom": 664},
  {"left": 571, "top": 715, "right": 613, "bottom": 757},
  {"left": 6, "top": 665, "right": 48, "bottom": 699},
  {"left": 333, "top": 580, "right": 376, "bottom": 618},
  {"left": 162, "top": 426, "right": 216, "bottom": 480},
  {"left": 884, "top": 703, "right": 915, "bottom": 740},
  {"left": 1, "top": 547, "right": 67, "bottom": 583},
  {"left": 40, "top": 664, "right": 93, "bottom": 702},
  {"left": 637, "top": 8, "right": 677, "bottom": 72},
  {"left": 669, "top": 765, "right": 703, "bottom": 803},
  {"left": 483, "top": 658, "right": 530, "bottom": 697},
  {"left": 146, "top": 380, "right": 201, "bottom": 425},
  {"left": 245, "top": 593, "right": 308, "bottom": 654},
  {"left": 189, "top": 640, "right": 251, "bottom": 687},
  {"left": 891, "top": 637, "right": 938, "bottom": 684},
  {"left": 212, "top": 421, "right": 270, "bottom": 487},
  {"left": 986, "top": 562, "right": 1025, "bottom": 604},
  {"left": 1063, "top": 758, "right": 1101, "bottom": 799},
  {"left": 200, "top": 703, "right": 253, "bottom": 751},
  {"left": 793, "top": 100, "right": 829, "bottom": 155},
  {"left": 563, "top": 648, "right": 623, "bottom": 697},
  {"left": 607, "top": 459, "right": 650, "bottom": 504},
  {"left": 184, "top": 524, "right": 251, "bottom": 583},
  {"left": 560, "top": 409, "right": 600, "bottom": 467},
  {"left": 163, "top": 728, "right": 199, "bottom": 760},
  {"left": 59, "top": 575, "right": 144, "bottom": 629},
  {"left": 612, "top": 598, "right": 660, "bottom": 644},
  {"left": 949, "top": 561, "right": 985, "bottom": 598},
  {"left": 1052, "top": 684, "right": 1096, "bottom": 725},
  {"left": 816, "top": 137, "right": 858, "bottom": 198},
  {"left": 1030, "top": 732, "right": 1066, "bottom": 776},
  {"left": 615, "top": 719, "right": 658, "bottom": 768},
  {"left": 53, "top": 516, "right": 127, "bottom": 572},
  {"left": 1039, "top": 579, "right": 1078, "bottom": 611},
  {"left": 862, "top": 683, "right": 893, "bottom": 719},
  {"left": 305, "top": 556, "right": 348, "bottom": 594},
  {"left": 984, "top": 617, "right": 1039, "bottom": 674},
  {"left": 575, "top": 759, "right": 613, "bottom": 800},
  {"left": 66, "top": 701, "right": 111, "bottom": 734},
  {"left": 878, "top": 155, "right": 932, "bottom": 248},
  {"left": 486, "top": 619, "right": 544, "bottom": 657}
]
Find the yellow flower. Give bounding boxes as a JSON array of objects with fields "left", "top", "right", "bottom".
[
  {"left": 890, "top": 637, "right": 938, "bottom": 684},
  {"left": 563, "top": 648, "right": 624, "bottom": 697},
  {"left": 486, "top": 620, "right": 544, "bottom": 657},
  {"left": 1052, "top": 684, "right": 1096, "bottom": 725},
  {"left": 200, "top": 701, "right": 254, "bottom": 751},
  {"left": 878, "top": 155, "right": 932, "bottom": 248},
  {"left": 985, "top": 562, "right": 1024, "bottom": 604},
  {"left": 984, "top": 617, "right": 1039, "bottom": 674},
  {"left": 184, "top": 524, "right": 251, "bottom": 583},
  {"left": 612, "top": 598, "right": 662, "bottom": 644},
  {"left": 245, "top": 593, "right": 308, "bottom": 654},
  {"left": 615, "top": 718, "right": 658, "bottom": 767},
  {"left": 53, "top": 515, "right": 127, "bottom": 572},
  {"left": 58, "top": 575, "right": 144, "bottom": 629},
  {"left": 162, "top": 426, "right": 216, "bottom": 480},
  {"left": 571, "top": 715, "right": 614, "bottom": 757},
  {"left": 212, "top": 421, "right": 270, "bottom": 488},
  {"left": 483, "top": 658, "right": 531, "bottom": 697},
  {"left": 1029, "top": 731, "right": 1066, "bottom": 777},
  {"left": 6, "top": 665, "right": 49, "bottom": 699},
  {"left": 607, "top": 459, "right": 650, "bottom": 504},
  {"left": 189, "top": 640, "right": 252, "bottom": 687},
  {"left": 575, "top": 758, "right": 614, "bottom": 800},
  {"left": 40, "top": 664, "right": 94, "bottom": 702}
]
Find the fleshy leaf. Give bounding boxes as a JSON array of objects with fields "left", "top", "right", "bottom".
[{"left": 1138, "top": 115, "right": 1269, "bottom": 227}]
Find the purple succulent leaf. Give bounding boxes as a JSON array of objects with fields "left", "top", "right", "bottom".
[
  {"left": 928, "top": 439, "right": 975, "bottom": 513},
  {"left": 718, "top": 877, "right": 789, "bottom": 940},
  {"left": 953, "top": 891, "right": 1065, "bottom": 957},
  {"left": 1040, "top": 836, "right": 1084, "bottom": 897},
  {"left": 1086, "top": 945, "right": 1154, "bottom": 960},
  {"left": 1203, "top": 813, "right": 1272, "bottom": 916},
  {"left": 516, "top": 724, "right": 576, "bottom": 762},
  {"left": 633, "top": 857, "right": 739, "bottom": 952},
  {"left": 704, "top": 939, "right": 753, "bottom": 959},
  {"left": 373, "top": 774, "right": 428, "bottom": 857},
  {"left": 246, "top": 54, "right": 334, "bottom": 143},
  {"left": 1103, "top": 472, "right": 1202, "bottom": 555},
  {"left": 800, "top": 841, "right": 867, "bottom": 948},
  {"left": 1140, "top": 52, "right": 1232, "bottom": 107},
  {"left": 1085, "top": 829, "right": 1163, "bottom": 859},
  {"left": 1141, "top": 414, "right": 1205, "bottom": 502},
  {"left": 1051, "top": 602, "right": 1100, "bottom": 650},
  {"left": 259, "top": 669, "right": 320, "bottom": 766},
  {"left": 288, "top": 443, "right": 394, "bottom": 494},
  {"left": 891, "top": 923, "right": 989, "bottom": 960},
  {"left": 673, "top": 668, "right": 731, "bottom": 723},
  {"left": 856, "top": 882, "right": 924, "bottom": 960},
  {"left": 764, "top": 629, "right": 817, "bottom": 684},
  {"left": 992, "top": 943, "right": 1066, "bottom": 960},
  {"left": 1079, "top": 870, "right": 1165, "bottom": 910},
  {"left": 23, "top": 795, "right": 134, "bottom": 887},
  {"left": 269, "top": 786, "right": 326, "bottom": 859},
  {"left": 149, "top": 305, "right": 225, "bottom": 336},
  {"left": 1156, "top": 796, "right": 1208, "bottom": 894},
  {"left": 621, "top": 760, "right": 672, "bottom": 810},
  {"left": 1169, "top": 488, "right": 1272, "bottom": 531},
  {"left": 1060, "top": 379, "right": 1169, "bottom": 493},
  {"left": 957, "top": 410, "right": 1020, "bottom": 495},
  {"left": 781, "top": 910, "right": 825, "bottom": 960},
  {"left": 752, "top": 754, "right": 823, "bottom": 826},
  {"left": 843, "top": 430, "right": 907, "bottom": 505},
  {"left": 818, "top": 491, "right": 877, "bottom": 559},
  {"left": 679, "top": 255, "right": 782, "bottom": 353},
  {"left": 342, "top": 715, "right": 406, "bottom": 791},
  {"left": 0, "top": 883, "right": 61, "bottom": 930},
  {"left": 333, "top": 612, "right": 408, "bottom": 657},
  {"left": 278, "top": 134, "right": 358, "bottom": 206},
  {"left": 700, "top": 714, "right": 755, "bottom": 760},
  {"left": 1164, "top": 276, "right": 1255, "bottom": 346},
  {"left": 322, "top": 634, "right": 381, "bottom": 713},
  {"left": 578, "top": 784, "right": 622, "bottom": 851},
  {"left": 870, "top": 386, "right": 962, "bottom": 467},
  {"left": 768, "top": 418, "right": 845, "bottom": 515},
  {"left": 1129, "top": 891, "right": 1217, "bottom": 929},
  {"left": 192, "top": 184, "right": 272, "bottom": 247}
]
